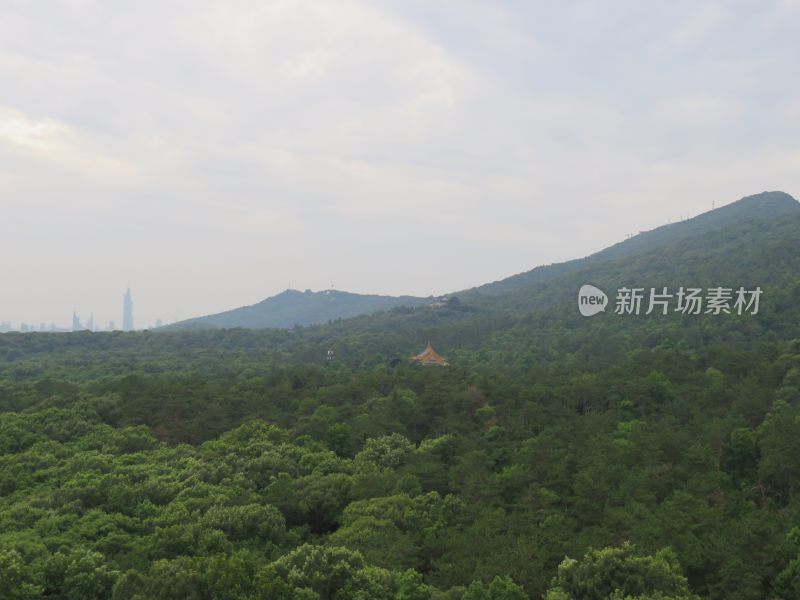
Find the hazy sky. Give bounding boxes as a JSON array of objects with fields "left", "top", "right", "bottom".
[{"left": 2, "top": 0, "right": 799, "bottom": 328}]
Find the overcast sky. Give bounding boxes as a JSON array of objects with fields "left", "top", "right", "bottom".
[{"left": 2, "top": 0, "right": 799, "bottom": 329}]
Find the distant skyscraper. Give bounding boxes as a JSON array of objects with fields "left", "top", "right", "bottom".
[
  {"left": 72, "top": 312, "right": 82, "bottom": 332},
  {"left": 123, "top": 288, "right": 134, "bottom": 331},
  {"left": 86, "top": 314, "right": 94, "bottom": 332},
  {"left": 108, "top": 320, "right": 115, "bottom": 331},
  {"left": 155, "top": 318, "right": 163, "bottom": 328}
]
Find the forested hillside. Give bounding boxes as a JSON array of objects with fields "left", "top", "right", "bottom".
[{"left": 1, "top": 192, "right": 799, "bottom": 599}]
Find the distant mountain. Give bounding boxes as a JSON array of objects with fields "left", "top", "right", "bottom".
[
  {"left": 162, "top": 191, "right": 799, "bottom": 345},
  {"left": 162, "top": 289, "right": 433, "bottom": 330}
]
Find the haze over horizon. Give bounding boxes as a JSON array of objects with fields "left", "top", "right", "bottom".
[{"left": 2, "top": 1, "right": 800, "bottom": 328}]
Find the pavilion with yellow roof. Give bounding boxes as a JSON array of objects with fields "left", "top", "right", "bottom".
[{"left": 411, "top": 342, "right": 449, "bottom": 366}]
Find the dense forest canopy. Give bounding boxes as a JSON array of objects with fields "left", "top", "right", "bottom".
[{"left": 1, "top": 192, "right": 800, "bottom": 599}]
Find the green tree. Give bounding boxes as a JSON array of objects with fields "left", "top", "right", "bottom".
[
  {"left": 263, "top": 544, "right": 366, "bottom": 599},
  {"left": 544, "top": 543, "right": 697, "bottom": 600},
  {"left": 42, "top": 548, "right": 119, "bottom": 600},
  {"left": 0, "top": 549, "right": 42, "bottom": 599},
  {"left": 463, "top": 575, "right": 527, "bottom": 599},
  {"left": 757, "top": 400, "right": 800, "bottom": 501}
]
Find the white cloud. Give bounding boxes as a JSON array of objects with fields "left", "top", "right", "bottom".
[
  {"left": 0, "top": 106, "right": 143, "bottom": 190},
  {"left": 0, "top": 107, "right": 68, "bottom": 149}
]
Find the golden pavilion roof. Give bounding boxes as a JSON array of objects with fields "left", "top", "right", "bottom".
[{"left": 411, "top": 342, "right": 449, "bottom": 366}]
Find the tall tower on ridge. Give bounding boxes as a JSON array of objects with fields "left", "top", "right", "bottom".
[{"left": 123, "top": 288, "right": 134, "bottom": 332}]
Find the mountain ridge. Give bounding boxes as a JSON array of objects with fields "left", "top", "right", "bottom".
[
  {"left": 462, "top": 190, "right": 799, "bottom": 297},
  {"left": 162, "top": 288, "right": 434, "bottom": 331}
]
